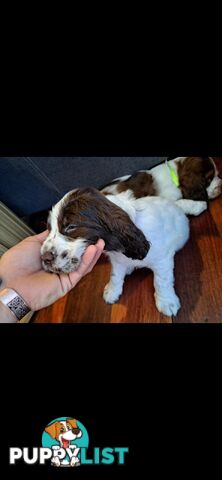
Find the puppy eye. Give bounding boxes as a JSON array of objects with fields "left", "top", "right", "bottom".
[
  {"left": 207, "top": 177, "right": 213, "bottom": 185},
  {"left": 64, "top": 224, "right": 76, "bottom": 233},
  {"left": 60, "top": 428, "right": 64, "bottom": 433}
]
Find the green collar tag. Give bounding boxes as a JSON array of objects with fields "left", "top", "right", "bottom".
[{"left": 166, "top": 161, "right": 180, "bottom": 187}]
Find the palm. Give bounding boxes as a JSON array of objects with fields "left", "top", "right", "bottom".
[{"left": 0, "top": 232, "right": 104, "bottom": 311}]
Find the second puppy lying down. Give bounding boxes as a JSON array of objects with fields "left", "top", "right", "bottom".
[
  {"left": 101, "top": 157, "right": 222, "bottom": 216},
  {"left": 41, "top": 188, "right": 189, "bottom": 317}
]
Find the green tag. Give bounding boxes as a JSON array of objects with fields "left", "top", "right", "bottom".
[{"left": 167, "top": 163, "right": 180, "bottom": 187}]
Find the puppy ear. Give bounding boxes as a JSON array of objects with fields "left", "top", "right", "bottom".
[
  {"left": 103, "top": 208, "right": 150, "bottom": 260},
  {"left": 177, "top": 157, "right": 208, "bottom": 201},
  {"left": 45, "top": 422, "right": 57, "bottom": 438},
  {"left": 180, "top": 174, "right": 208, "bottom": 201},
  {"left": 67, "top": 418, "right": 78, "bottom": 429}
]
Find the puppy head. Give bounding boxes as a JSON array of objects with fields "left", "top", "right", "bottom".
[
  {"left": 177, "top": 157, "right": 222, "bottom": 201},
  {"left": 45, "top": 419, "right": 82, "bottom": 447},
  {"left": 41, "top": 187, "right": 150, "bottom": 273}
]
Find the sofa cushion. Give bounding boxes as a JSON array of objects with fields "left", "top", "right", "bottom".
[{"left": 0, "top": 157, "right": 167, "bottom": 216}]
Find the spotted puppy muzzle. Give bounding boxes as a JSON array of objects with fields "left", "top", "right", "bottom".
[{"left": 41, "top": 246, "right": 81, "bottom": 274}]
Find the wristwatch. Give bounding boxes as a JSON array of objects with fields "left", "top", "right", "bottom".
[{"left": 0, "top": 288, "right": 31, "bottom": 321}]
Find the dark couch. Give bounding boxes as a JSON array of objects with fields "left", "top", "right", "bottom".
[{"left": 0, "top": 157, "right": 167, "bottom": 217}]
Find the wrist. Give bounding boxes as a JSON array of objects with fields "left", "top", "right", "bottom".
[
  {"left": 0, "top": 288, "right": 31, "bottom": 322},
  {"left": 0, "top": 300, "right": 17, "bottom": 323},
  {"left": 0, "top": 275, "right": 31, "bottom": 310},
  {"left": 0, "top": 296, "right": 18, "bottom": 323}
]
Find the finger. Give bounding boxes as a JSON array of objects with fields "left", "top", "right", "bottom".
[
  {"left": 86, "top": 241, "right": 105, "bottom": 272},
  {"left": 79, "top": 240, "right": 105, "bottom": 271},
  {"left": 75, "top": 241, "right": 105, "bottom": 278},
  {"left": 90, "top": 239, "right": 105, "bottom": 261},
  {"left": 95, "top": 239, "right": 105, "bottom": 250},
  {"left": 68, "top": 244, "right": 103, "bottom": 287},
  {"left": 24, "top": 230, "right": 49, "bottom": 243},
  {"left": 76, "top": 245, "right": 99, "bottom": 274},
  {"left": 11, "top": 230, "right": 48, "bottom": 250},
  {"left": 67, "top": 245, "right": 98, "bottom": 285},
  {"left": 34, "top": 230, "right": 49, "bottom": 243}
]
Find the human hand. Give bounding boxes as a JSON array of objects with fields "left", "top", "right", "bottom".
[{"left": 0, "top": 231, "right": 105, "bottom": 311}]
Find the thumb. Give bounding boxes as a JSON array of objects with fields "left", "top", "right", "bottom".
[
  {"left": 34, "top": 230, "right": 49, "bottom": 243},
  {"left": 68, "top": 240, "right": 105, "bottom": 287}
]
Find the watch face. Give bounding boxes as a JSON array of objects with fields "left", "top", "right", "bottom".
[{"left": 8, "top": 296, "right": 30, "bottom": 320}]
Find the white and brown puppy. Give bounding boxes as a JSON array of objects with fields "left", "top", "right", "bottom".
[
  {"left": 41, "top": 188, "right": 189, "bottom": 316},
  {"left": 101, "top": 157, "right": 222, "bottom": 216},
  {"left": 45, "top": 418, "right": 82, "bottom": 466}
]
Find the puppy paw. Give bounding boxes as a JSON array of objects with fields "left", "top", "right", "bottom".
[
  {"left": 51, "top": 456, "right": 61, "bottom": 467},
  {"left": 191, "top": 201, "right": 207, "bottom": 216},
  {"left": 70, "top": 457, "right": 80, "bottom": 467},
  {"left": 155, "top": 292, "right": 181, "bottom": 316},
  {"left": 103, "top": 283, "right": 121, "bottom": 304}
]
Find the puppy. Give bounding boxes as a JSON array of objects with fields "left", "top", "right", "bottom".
[
  {"left": 41, "top": 188, "right": 189, "bottom": 316},
  {"left": 101, "top": 157, "right": 222, "bottom": 216},
  {"left": 45, "top": 418, "right": 82, "bottom": 466}
]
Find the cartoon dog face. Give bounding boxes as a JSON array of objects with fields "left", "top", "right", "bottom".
[{"left": 45, "top": 418, "right": 82, "bottom": 448}]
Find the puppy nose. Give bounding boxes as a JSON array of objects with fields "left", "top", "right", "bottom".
[{"left": 41, "top": 251, "right": 55, "bottom": 264}]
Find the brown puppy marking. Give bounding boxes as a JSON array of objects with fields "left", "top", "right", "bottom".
[
  {"left": 116, "top": 171, "right": 157, "bottom": 198},
  {"left": 57, "top": 187, "right": 150, "bottom": 260},
  {"left": 177, "top": 157, "right": 215, "bottom": 201}
]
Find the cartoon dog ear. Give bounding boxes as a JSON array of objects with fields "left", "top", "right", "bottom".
[
  {"left": 45, "top": 422, "right": 57, "bottom": 438},
  {"left": 67, "top": 418, "right": 81, "bottom": 436},
  {"left": 67, "top": 418, "right": 78, "bottom": 429}
]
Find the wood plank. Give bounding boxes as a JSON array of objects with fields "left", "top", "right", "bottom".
[
  {"left": 33, "top": 295, "right": 68, "bottom": 323},
  {"left": 62, "top": 257, "right": 112, "bottom": 323},
  {"left": 110, "top": 268, "right": 171, "bottom": 323},
  {"left": 174, "top": 197, "right": 222, "bottom": 323},
  {"left": 33, "top": 257, "right": 170, "bottom": 323}
]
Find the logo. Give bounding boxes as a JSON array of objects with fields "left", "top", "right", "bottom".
[
  {"left": 9, "top": 417, "right": 129, "bottom": 467},
  {"left": 42, "top": 417, "right": 88, "bottom": 467}
]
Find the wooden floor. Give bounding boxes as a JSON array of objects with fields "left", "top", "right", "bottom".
[{"left": 33, "top": 159, "right": 222, "bottom": 323}]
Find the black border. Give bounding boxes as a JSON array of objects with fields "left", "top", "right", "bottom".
[
  {"left": 1, "top": 132, "right": 222, "bottom": 477},
  {"left": 1, "top": 323, "right": 222, "bottom": 477}
]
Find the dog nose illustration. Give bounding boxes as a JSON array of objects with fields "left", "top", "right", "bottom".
[
  {"left": 72, "top": 427, "right": 80, "bottom": 435},
  {"left": 41, "top": 251, "right": 55, "bottom": 264}
]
